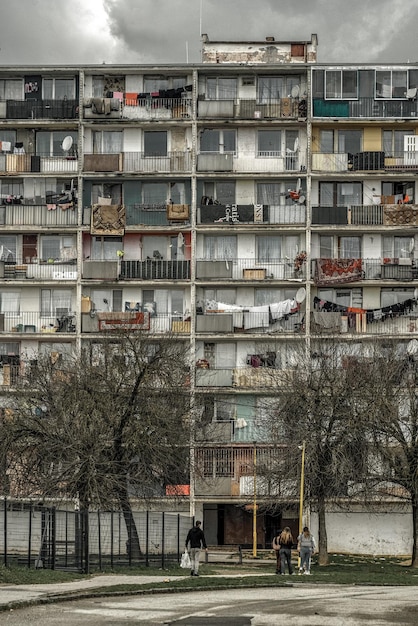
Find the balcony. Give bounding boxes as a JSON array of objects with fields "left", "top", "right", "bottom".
[
  {"left": 195, "top": 366, "right": 293, "bottom": 388},
  {"left": 196, "top": 258, "right": 306, "bottom": 280},
  {"left": 0, "top": 311, "right": 76, "bottom": 334},
  {"left": 196, "top": 311, "right": 303, "bottom": 334},
  {"left": 83, "top": 96, "right": 192, "bottom": 120},
  {"left": 0, "top": 260, "right": 77, "bottom": 280},
  {"left": 312, "top": 204, "right": 418, "bottom": 226},
  {"left": 312, "top": 258, "right": 417, "bottom": 284},
  {"left": 197, "top": 150, "right": 305, "bottom": 173},
  {"left": 310, "top": 310, "right": 418, "bottom": 336},
  {"left": 83, "top": 152, "right": 191, "bottom": 173},
  {"left": 313, "top": 97, "right": 418, "bottom": 119},
  {"left": 81, "top": 312, "right": 191, "bottom": 334},
  {"left": 312, "top": 150, "right": 418, "bottom": 173},
  {"left": 197, "top": 203, "right": 305, "bottom": 226},
  {"left": 119, "top": 259, "right": 191, "bottom": 280},
  {"left": 0, "top": 153, "right": 78, "bottom": 174},
  {"left": 0, "top": 99, "right": 78, "bottom": 120},
  {"left": 0, "top": 203, "right": 77, "bottom": 226},
  {"left": 126, "top": 204, "right": 190, "bottom": 226},
  {"left": 197, "top": 97, "right": 307, "bottom": 120}
]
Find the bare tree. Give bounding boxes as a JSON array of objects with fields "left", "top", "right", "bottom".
[
  {"left": 260, "top": 340, "right": 371, "bottom": 565},
  {"left": 365, "top": 343, "right": 418, "bottom": 567},
  {"left": 0, "top": 332, "right": 191, "bottom": 564}
]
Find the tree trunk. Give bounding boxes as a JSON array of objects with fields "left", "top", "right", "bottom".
[
  {"left": 412, "top": 495, "right": 418, "bottom": 568},
  {"left": 317, "top": 494, "right": 329, "bottom": 566},
  {"left": 118, "top": 482, "right": 141, "bottom": 561}
]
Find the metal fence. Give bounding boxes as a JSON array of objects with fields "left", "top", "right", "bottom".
[{"left": 0, "top": 500, "right": 192, "bottom": 573}]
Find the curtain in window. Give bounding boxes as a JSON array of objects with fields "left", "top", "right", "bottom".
[
  {"left": 0, "top": 80, "right": 23, "bottom": 100},
  {"left": 257, "top": 236, "right": 281, "bottom": 261},
  {"left": 93, "top": 131, "right": 123, "bottom": 154},
  {"left": 0, "top": 236, "right": 17, "bottom": 261},
  {"left": 41, "top": 290, "right": 71, "bottom": 316},
  {"left": 0, "top": 292, "right": 20, "bottom": 314},
  {"left": 257, "top": 183, "right": 282, "bottom": 205},
  {"left": 41, "top": 237, "right": 61, "bottom": 260},
  {"left": 258, "top": 77, "right": 280, "bottom": 102},
  {"left": 340, "top": 237, "right": 361, "bottom": 258},
  {"left": 215, "top": 343, "right": 236, "bottom": 368},
  {"left": 204, "top": 236, "right": 236, "bottom": 259}
]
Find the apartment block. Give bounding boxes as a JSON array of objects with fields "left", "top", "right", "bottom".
[{"left": 1, "top": 33, "right": 417, "bottom": 547}]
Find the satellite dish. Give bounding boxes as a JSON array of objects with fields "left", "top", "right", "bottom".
[
  {"left": 291, "top": 85, "right": 300, "bottom": 98},
  {"left": 296, "top": 287, "right": 306, "bottom": 303},
  {"left": 62, "top": 136, "right": 73, "bottom": 152},
  {"left": 407, "top": 339, "right": 418, "bottom": 356}
]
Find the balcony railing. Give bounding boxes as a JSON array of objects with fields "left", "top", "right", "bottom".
[
  {"left": 197, "top": 203, "right": 305, "bottom": 226},
  {"left": 83, "top": 152, "right": 191, "bottom": 173},
  {"left": 0, "top": 153, "right": 78, "bottom": 174},
  {"left": 197, "top": 150, "right": 305, "bottom": 173},
  {"left": 312, "top": 150, "right": 418, "bottom": 173},
  {"left": 313, "top": 97, "right": 418, "bottom": 119},
  {"left": 0, "top": 311, "right": 76, "bottom": 334},
  {"left": 312, "top": 257, "right": 418, "bottom": 284},
  {"left": 196, "top": 366, "right": 294, "bottom": 388},
  {"left": 197, "top": 97, "right": 307, "bottom": 120},
  {"left": 119, "top": 259, "right": 191, "bottom": 280},
  {"left": 126, "top": 204, "right": 191, "bottom": 226},
  {"left": 311, "top": 310, "right": 418, "bottom": 336},
  {"left": 0, "top": 260, "right": 77, "bottom": 280},
  {"left": 81, "top": 311, "right": 191, "bottom": 334},
  {"left": 196, "top": 258, "right": 306, "bottom": 280},
  {"left": 0, "top": 99, "right": 78, "bottom": 120},
  {"left": 312, "top": 204, "right": 418, "bottom": 226},
  {"left": 83, "top": 97, "right": 192, "bottom": 120},
  {"left": 196, "top": 311, "right": 304, "bottom": 334},
  {"left": 0, "top": 203, "right": 77, "bottom": 226}
]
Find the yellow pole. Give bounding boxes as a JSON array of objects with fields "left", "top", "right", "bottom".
[
  {"left": 298, "top": 441, "right": 306, "bottom": 569},
  {"left": 253, "top": 442, "right": 257, "bottom": 557}
]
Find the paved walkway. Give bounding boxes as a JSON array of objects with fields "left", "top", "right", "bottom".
[{"left": 0, "top": 570, "right": 276, "bottom": 611}]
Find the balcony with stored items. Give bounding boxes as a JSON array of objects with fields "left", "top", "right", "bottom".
[
  {"left": 196, "top": 257, "right": 307, "bottom": 281},
  {"left": 0, "top": 258, "right": 77, "bottom": 280},
  {"left": 194, "top": 445, "right": 293, "bottom": 498},
  {"left": 0, "top": 311, "right": 76, "bottom": 335},
  {"left": 125, "top": 204, "right": 191, "bottom": 227},
  {"left": 83, "top": 151, "right": 192, "bottom": 174},
  {"left": 312, "top": 204, "right": 418, "bottom": 227},
  {"left": 81, "top": 311, "right": 191, "bottom": 334},
  {"left": 197, "top": 97, "right": 307, "bottom": 120},
  {"left": 312, "top": 257, "right": 418, "bottom": 284},
  {"left": 310, "top": 309, "right": 418, "bottom": 336},
  {"left": 197, "top": 203, "right": 305, "bottom": 226},
  {"left": 195, "top": 365, "right": 296, "bottom": 388},
  {"left": 311, "top": 150, "right": 418, "bottom": 173},
  {"left": 0, "top": 152, "right": 78, "bottom": 174},
  {"left": 0, "top": 202, "right": 77, "bottom": 227},
  {"left": 312, "top": 97, "right": 418, "bottom": 119}
]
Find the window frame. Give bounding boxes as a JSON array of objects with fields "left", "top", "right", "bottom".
[{"left": 325, "top": 70, "right": 358, "bottom": 100}]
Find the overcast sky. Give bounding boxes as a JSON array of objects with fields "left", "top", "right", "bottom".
[{"left": 1, "top": 0, "right": 417, "bottom": 67}]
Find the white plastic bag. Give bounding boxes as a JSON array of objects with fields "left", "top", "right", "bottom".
[{"left": 180, "top": 549, "right": 191, "bottom": 569}]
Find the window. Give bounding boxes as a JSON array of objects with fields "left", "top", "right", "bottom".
[
  {"left": 381, "top": 288, "right": 414, "bottom": 307},
  {"left": 0, "top": 292, "right": 20, "bottom": 315},
  {"left": 381, "top": 180, "right": 414, "bottom": 202},
  {"left": 0, "top": 180, "right": 23, "bottom": 198},
  {"left": 144, "top": 131, "right": 167, "bottom": 156},
  {"left": 0, "top": 236, "right": 17, "bottom": 262},
  {"left": 258, "top": 75, "right": 300, "bottom": 102},
  {"left": 0, "top": 131, "right": 16, "bottom": 151},
  {"left": 206, "top": 77, "right": 237, "bottom": 100},
  {"left": 319, "top": 182, "right": 362, "bottom": 206},
  {"left": 256, "top": 235, "right": 299, "bottom": 261},
  {"left": 255, "top": 288, "right": 296, "bottom": 306},
  {"left": 258, "top": 129, "right": 299, "bottom": 156},
  {"left": 91, "top": 236, "right": 122, "bottom": 260},
  {"left": 339, "top": 237, "right": 361, "bottom": 258},
  {"left": 202, "top": 181, "right": 235, "bottom": 205},
  {"left": 204, "top": 235, "right": 236, "bottom": 260},
  {"left": 376, "top": 70, "right": 407, "bottom": 99},
  {"left": 200, "top": 129, "right": 236, "bottom": 153},
  {"left": 325, "top": 70, "right": 358, "bottom": 99},
  {"left": 318, "top": 288, "right": 360, "bottom": 308},
  {"left": 257, "top": 180, "right": 302, "bottom": 205},
  {"left": 43, "top": 77, "right": 75, "bottom": 100},
  {"left": 0, "top": 80, "right": 23, "bottom": 100},
  {"left": 40, "top": 236, "right": 75, "bottom": 262},
  {"left": 91, "top": 289, "right": 122, "bottom": 312},
  {"left": 382, "top": 130, "right": 414, "bottom": 157},
  {"left": 41, "top": 289, "right": 72, "bottom": 317},
  {"left": 203, "top": 289, "right": 236, "bottom": 305},
  {"left": 93, "top": 131, "right": 123, "bottom": 154},
  {"left": 91, "top": 183, "right": 122, "bottom": 205},
  {"left": 319, "top": 129, "right": 362, "bottom": 154},
  {"left": 383, "top": 236, "right": 414, "bottom": 259},
  {"left": 144, "top": 75, "right": 187, "bottom": 92},
  {"left": 36, "top": 131, "right": 77, "bottom": 157}
]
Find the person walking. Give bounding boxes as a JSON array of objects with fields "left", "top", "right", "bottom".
[
  {"left": 279, "top": 527, "right": 294, "bottom": 575},
  {"left": 185, "top": 520, "right": 208, "bottom": 576},
  {"left": 272, "top": 528, "right": 282, "bottom": 574},
  {"left": 297, "top": 526, "right": 316, "bottom": 575}
]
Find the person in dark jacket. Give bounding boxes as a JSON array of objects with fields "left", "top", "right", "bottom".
[
  {"left": 185, "top": 520, "right": 208, "bottom": 576},
  {"left": 279, "top": 527, "right": 295, "bottom": 575}
]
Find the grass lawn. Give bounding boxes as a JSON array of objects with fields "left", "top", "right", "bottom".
[{"left": 1, "top": 554, "right": 417, "bottom": 590}]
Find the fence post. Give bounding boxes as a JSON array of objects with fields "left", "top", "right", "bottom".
[
  {"left": 177, "top": 514, "right": 180, "bottom": 564},
  {"left": 3, "top": 497, "right": 7, "bottom": 567},
  {"left": 98, "top": 510, "right": 102, "bottom": 571},
  {"left": 161, "top": 512, "right": 165, "bottom": 570},
  {"left": 145, "top": 510, "right": 149, "bottom": 567},
  {"left": 28, "top": 503, "right": 32, "bottom": 568},
  {"left": 51, "top": 507, "right": 56, "bottom": 570},
  {"left": 110, "top": 510, "right": 114, "bottom": 570}
]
